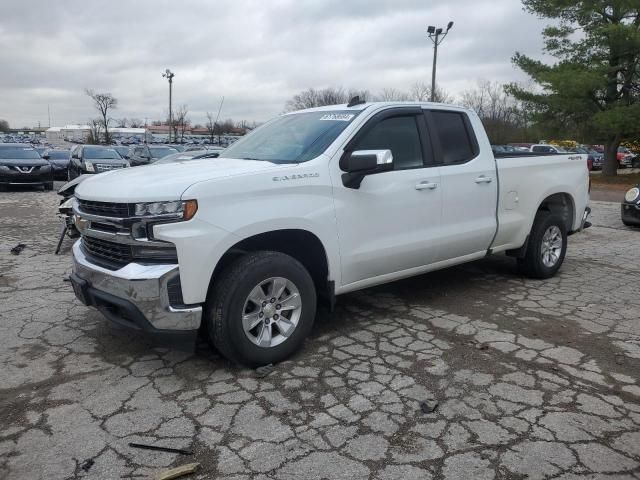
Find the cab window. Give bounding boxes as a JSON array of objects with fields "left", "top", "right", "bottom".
[{"left": 352, "top": 116, "right": 424, "bottom": 170}]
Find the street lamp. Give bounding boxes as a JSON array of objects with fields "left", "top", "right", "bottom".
[
  {"left": 427, "top": 21, "right": 454, "bottom": 102},
  {"left": 162, "top": 69, "right": 175, "bottom": 143}
]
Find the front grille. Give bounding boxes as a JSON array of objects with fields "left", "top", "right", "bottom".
[
  {"left": 78, "top": 199, "right": 130, "bottom": 218},
  {"left": 96, "top": 163, "right": 125, "bottom": 173},
  {"left": 81, "top": 236, "right": 132, "bottom": 270}
]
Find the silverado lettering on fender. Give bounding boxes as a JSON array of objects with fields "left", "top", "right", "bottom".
[{"left": 70, "top": 102, "right": 590, "bottom": 366}]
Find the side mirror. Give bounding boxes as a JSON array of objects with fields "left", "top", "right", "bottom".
[
  {"left": 42, "top": 154, "right": 50, "bottom": 160},
  {"left": 340, "top": 149, "right": 393, "bottom": 189}
]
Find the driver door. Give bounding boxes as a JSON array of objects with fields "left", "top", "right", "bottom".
[{"left": 331, "top": 108, "right": 442, "bottom": 288}]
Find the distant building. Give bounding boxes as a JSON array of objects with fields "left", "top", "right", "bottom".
[{"left": 46, "top": 125, "right": 149, "bottom": 143}]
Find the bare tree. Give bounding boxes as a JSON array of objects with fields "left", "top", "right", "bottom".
[
  {"left": 375, "top": 88, "right": 410, "bottom": 102},
  {"left": 460, "top": 80, "right": 529, "bottom": 144},
  {"left": 87, "top": 118, "right": 103, "bottom": 145},
  {"left": 410, "top": 81, "right": 452, "bottom": 103},
  {"left": 0, "top": 119, "right": 10, "bottom": 132},
  {"left": 173, "top": 105, "right": 190, "bottom": 143},
  {"left": 115, "top": 118, "right": 129, "bottom": 127},
  {"left": 85, "top": 89, "right": 117, "bottom": 144},
  {"left": 129, "top": 118, "right": 143, "bottom": 128},
  {"left": 205, "top": 112, "right": 216, "bottom": 143}
]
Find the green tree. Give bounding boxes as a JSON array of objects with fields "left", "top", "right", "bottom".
[{"left": 508, "top": 1, "right": 640, "bottom": 175}]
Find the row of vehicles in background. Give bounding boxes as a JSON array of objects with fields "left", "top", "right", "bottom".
[
  {"left": 491, "top": 143, "right": 639, "bottom": 170},
  {"left": 0, "top": 142, "right": 226, "bottom": 188}
]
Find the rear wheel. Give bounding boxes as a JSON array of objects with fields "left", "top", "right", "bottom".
[
  {"left": 44, "top": 182, "right": 54, "bottom": 191},
  {"left": 518, "top": 212, "right": 567, "bottom": 279},
  {"left": 205, "top": 251, "right": 317, "bottom": 367}
]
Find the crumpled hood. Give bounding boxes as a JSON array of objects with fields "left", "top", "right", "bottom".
[{"left": 74, "top": 157, "right": 286, "bottom": 202}]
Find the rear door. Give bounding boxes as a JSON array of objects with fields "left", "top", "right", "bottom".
[
  {"left": 425, "top": 109, "right": 497, "bottom": 261},
  {"left": 331, "top": 108, "right": 442, "bottom": 287}
]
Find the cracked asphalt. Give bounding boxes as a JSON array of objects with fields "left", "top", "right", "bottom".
[{"left": 1, "top": 186, "right": 639, "bottom": 480}]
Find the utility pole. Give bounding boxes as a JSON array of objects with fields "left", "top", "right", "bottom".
[
  {"left": 47, "top": 104, "right": 51, "bottom": 127},
  {"left": 214, "top": 96, "right": 224, "bottom": 145},
  {"left": 162, "top": 69, "right": 175, "bottom": 143},
  {"left": 427, "top": 21, "right": 454, "bottom": 102}
]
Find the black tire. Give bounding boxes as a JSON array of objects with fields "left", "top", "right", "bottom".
[
  {"left": 632, "top": 158, "right": 640, "bottom": 169},
  {"left": 518, "top": 212, "right": 567, "bottom": 279},
  {"left": 205, "top": 251, "right": 317, "bottom": 367},
  {"left": 44, "top": 182, "right": 54, "bottom": 191}
]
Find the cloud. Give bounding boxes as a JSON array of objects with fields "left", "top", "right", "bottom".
[{"left": 0, "top": 0, "right": 551, "bottom": 127}]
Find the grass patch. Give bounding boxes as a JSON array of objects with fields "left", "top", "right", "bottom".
[{"left": 590, "top": 172, "right": 640, "bottom": 188}]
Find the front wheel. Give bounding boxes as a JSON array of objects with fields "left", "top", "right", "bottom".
[
  {"left": 44, "top": 182, "right": 54, "bottom": 191},
  {"left": 205, "top": 251, "right": 317, "bottom": 367},
  {"left": 518, "top": 212, "right": 567, "bottom": 279}
]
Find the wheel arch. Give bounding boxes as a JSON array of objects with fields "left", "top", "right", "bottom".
[
  {"left": 536, "top": 191, "right": 575, "bottom": 232},
  {"left": 208, "top": 228, "right": 333, "bottom": 303}
]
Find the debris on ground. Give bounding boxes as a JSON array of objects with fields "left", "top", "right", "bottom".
[
  {"left": 155, "top": 463, "right": 200, "bottom": 480},
  {"left": 10, "top": 243, "right": 26, "bottom": 255},
  {"left": 255, "top": 363, "right": 274, "bottom": 378},
  {"left": 128, "top": 443, "right": 192, "bottom": 456},
  {"left": 475, "top": 343, "right": 488, "bottom": 351},
  {"left": 80, "top": 459, "right": 94, "bottom": 472},
  {"left": 420, "top": 399, "right": 438, "bottom": 414}
]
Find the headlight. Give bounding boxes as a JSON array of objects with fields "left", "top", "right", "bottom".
[
  {"left": 134, "top": 199, "right": 198, "bottom": 220},
  {"left": 85, "top": 161, "right": 95, "bottom": 172},
  {"left": 60, "top": 197, "right": 75, "bottom": 209},
  {"left": 624, "top": 187, "right": 639, "bottom": 203}
]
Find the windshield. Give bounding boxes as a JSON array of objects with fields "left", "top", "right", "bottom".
[
  {"left": 84, "top": 147, "right": 121, "bottom": 160},
  {"left": 149, "top": 147, "right": 177, "bottom": 158},
  {"left": 47, "top": 150, "right": 70, "bottom": 159},
  {"left": 222, "top": 110, "right": 360, "bottom": 163},
  {"left": 0, "top": 146, "right": 41, "bottom": 160}
]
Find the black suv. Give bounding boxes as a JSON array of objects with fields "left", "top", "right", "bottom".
[
  {"left": 127, "top": 145, "right": 178, "bottom": 166},
  {"left": 42, "top": 149, "right": 71, "bottom": 180},
  {"left": 0, "top": 143, "right": 54, "bottom": 190},
  {"left": 67, "top": 145, "right": 129, "bottom": 180}
]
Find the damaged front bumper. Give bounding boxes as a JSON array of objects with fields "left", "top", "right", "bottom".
[{"left": 70, "top": 241, "right": 201, "bottom": 349}]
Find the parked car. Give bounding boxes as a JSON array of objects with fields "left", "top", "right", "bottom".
[
  {"left": 530, "top": 144, "right": 569, "bottom": 153},
  {"left": 70, "top": 101, "right": 590, "bottom": 366},
  {"left": 127, "top": 145, "right": 178, "bottom": 166},
  {"left": 153, "top": 150, "right": 222, "bottom": 164},
  {"left": 67, "top": 145, "right": 129, "bottom": 180},
  {"left": 573, "top": 147, "right": 603, "bottom": 170},
  {"left": 0, "top": 143, "right": 54, "bottom": 190},
  {"left": 621, "top": 185, "right": 640, "bottom": 227},
  {"left": 42, "top": 149, "right": 72, "bottom": 179},
  {"left": 113, "top": 146, "right": 131, "bottom": 159}
]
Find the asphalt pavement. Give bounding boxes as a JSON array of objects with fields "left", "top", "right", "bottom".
[{"left": 0, "top": 187, "right": 639, "bottom": 479}]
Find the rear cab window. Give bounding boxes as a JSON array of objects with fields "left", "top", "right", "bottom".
[{"left": 426, "top": 110, "right": 479, "bottom": 165}]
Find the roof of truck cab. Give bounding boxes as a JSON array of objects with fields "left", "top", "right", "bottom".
[{"left": 289, "top": 101, "right": 469, "bottom": 114}]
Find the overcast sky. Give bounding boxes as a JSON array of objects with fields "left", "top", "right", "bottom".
[{"left": 0, "top": 0, "right": 552, "bottom": 128}]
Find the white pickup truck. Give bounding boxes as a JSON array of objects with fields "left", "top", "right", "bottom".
[{"left": 70, "top": 101, "right": 590, "bottom": 366}]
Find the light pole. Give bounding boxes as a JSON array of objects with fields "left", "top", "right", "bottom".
[
  {"left": 427, "top": 21, "right": 453, "bottom": 102},
  {"left": 162, "top": 69, "right": 175, "bottom": 143}
]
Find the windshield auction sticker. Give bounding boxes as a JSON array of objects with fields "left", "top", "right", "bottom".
[{"left": 319, "top": 114, "right": 355, "bottom": 121}]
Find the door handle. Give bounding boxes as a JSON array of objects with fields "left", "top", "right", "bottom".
[
  {"left": 415, "top": 181, "right": 438, "bottom": 190},
  {"left": 475, "top": 175, "right": 493, "bottom": 184}
]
